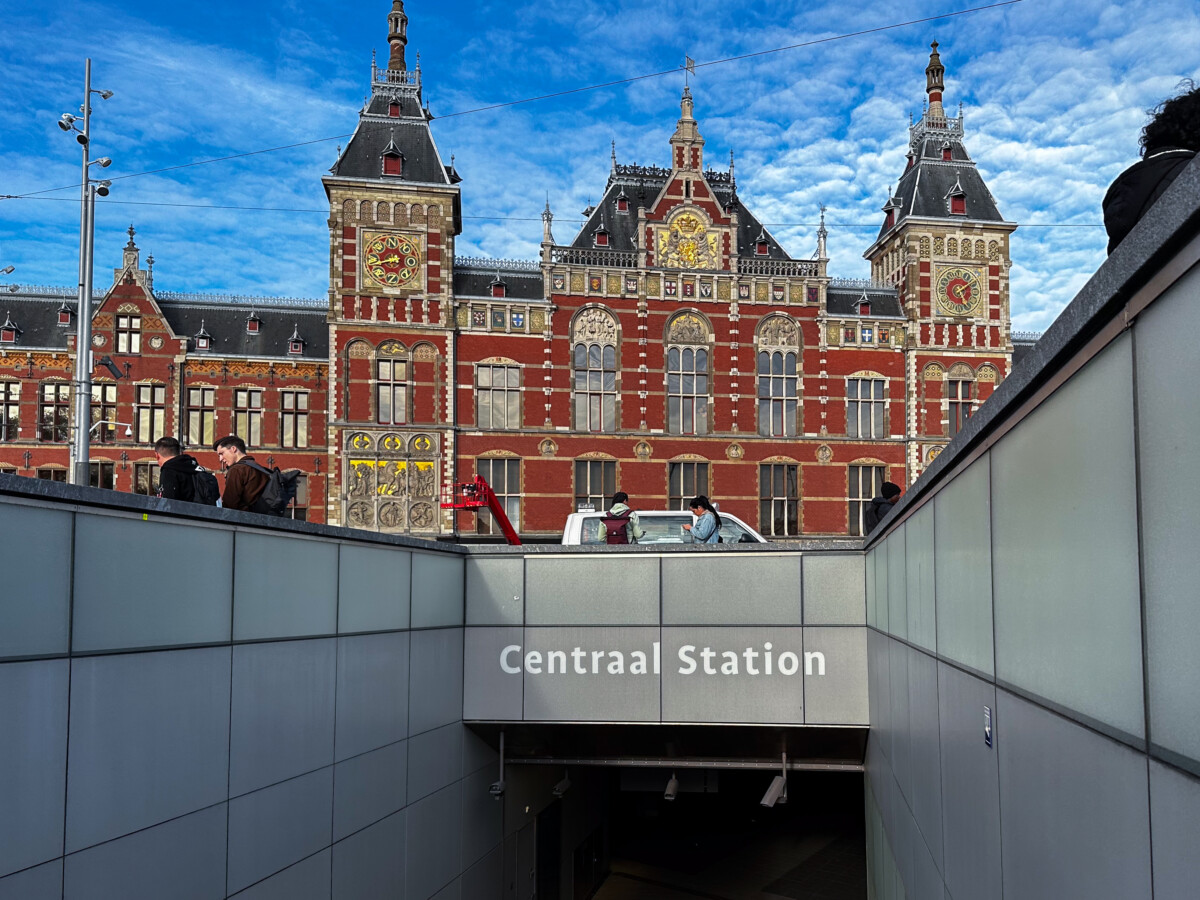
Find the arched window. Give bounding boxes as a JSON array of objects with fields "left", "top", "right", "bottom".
[
  {"left": 665, "top": 312, "right": 710, "bottom": 435},
  {"left": 377, "top": 340, "right": 409, "bottom": 425},
  {"left": 847, "top": 371, "right": 887, "bottom": 439},
  {"left": 571, "top": 309, "right": 618, "bottom": 433},
  {"left": 947, "top": 363, "right": 974, "bottom": 437},
  {"left": 756, "top": 315, "right": 801, "bottom": 437}
]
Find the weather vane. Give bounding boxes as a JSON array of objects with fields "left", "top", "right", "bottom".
[{"left": 683, "top": 55, "right": 696, "bottom": 89}]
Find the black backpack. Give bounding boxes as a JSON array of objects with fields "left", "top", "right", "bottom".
[
  {"left": 240, "top": 459, "right": 300, "bottom": 516},
  {"left": 191, "top": 465, "right": 220, "bottom": 506}
]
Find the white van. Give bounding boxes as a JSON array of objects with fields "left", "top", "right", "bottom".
[{"left": 561, "top": 509, "right": 767, "bottom": 545}]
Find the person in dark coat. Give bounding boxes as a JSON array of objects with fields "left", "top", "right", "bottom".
[
  {"left": 154, "top": 436, "right": 198, "bottom": 502},
  {"left": 1103, "top": 81, "right": 1200, "bottom": 254},
  {"left": 863, "top": 482, "right": 902, "bottom": 534}
]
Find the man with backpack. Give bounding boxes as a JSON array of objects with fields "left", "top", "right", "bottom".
[
  {"left": 213, "top": 435, "right": 300, "bottom": 516},
  {"left": 599, "top": 491, "right": 644, "bottom": 545},
  {"left": 154, "top": 436, "right": 219, "bottom": 506}
]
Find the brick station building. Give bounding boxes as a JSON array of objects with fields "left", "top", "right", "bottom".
[{"left": 0, "top": 4, "right": 1026, "bottom": 539}]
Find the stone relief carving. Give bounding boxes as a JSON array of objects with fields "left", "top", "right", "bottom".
[
  {"left": 759, "top": 315, "right": 799, "bottom": 347},
  {"left": 667, "top": 313, "right": 706, "bottom": 345},
  {"left": 572, "top": 308, "right": 618, "bottom": 344},
  {"left": 817, "top": 444, "right": 833, "bottom": 464},
  {"left": 633, "top": 440, "right": 653, "bottom": 460},
  {"left": 343, "top": 431, "right": 439, "bottom": 533}
]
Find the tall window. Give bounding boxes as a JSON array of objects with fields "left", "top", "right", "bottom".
[
  {"left": 573, "top": 343, "right": 616, "bottom": 432},
  {"left": 477, "top": 365, "right": 521, "bottom": 430},
  {"left": 847, "top": 377, "right": 886, "bottom": 439},
  {"left": 759, "top": 463, "right": 800, "bottom": 538},
  {"left": 89, "top": 461, "right": 115, "bottom": 490},
  {"left": 39, "top": 383, "right": 70, "bottom": 442},
  {"left": 668, "top": 347, "right": 709, "bottom": 435},
  {"left": 187, "top": 387, "right": 216, "bottom": 449},
  {"left": 948, "top": 380, "right": 972, "bottom": 437},
  {"left": 90, "top": 384, "right": 118, "bottom": 443},
  {"left": 758, "top": 351, "right": 799, "bottom": 437},
  {"left": 135, "top": 384, "right": 166, "bottom": 443},
  {"left": 233, "top": 389, "right": 263, "bottom": 447},
  {"left": 0, "top": 382, "right": 18, "bottom": 441},
  {"left": 377, "top": 358, "right": 408, "bottom": 425},
  {"left": 848, "top": 464, "right": 886, "bottom": 536},
  {"left": 133, "top": 462, "right": 160, "bottom": 496},
  {"left": 116, "top": 315, "right": 141, "bottom": 354},
  {"left": 476, "top": 458, "right": 520, "bottom": 535},
  {"left": 574, "top": 459, "right": 616, "bottom": 511},
  {"left": 668, "top": 461, "right": 709, "bottom": 511},
  {"left": 287, "top": 475, "right": 309, "bottom": 521},
  {"left": 280, "top": 391, "right": 309, "bottom": 449}
]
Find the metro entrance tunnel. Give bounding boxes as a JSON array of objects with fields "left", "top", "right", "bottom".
[{"left": 475, "top": 724, "right": 867, "bottom": 900}]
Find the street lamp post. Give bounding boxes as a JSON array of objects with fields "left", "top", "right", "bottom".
[{"left": 61, "top": 59, "right": 113, "bottom": 486}]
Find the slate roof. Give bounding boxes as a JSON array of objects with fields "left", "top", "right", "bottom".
[
  {"left": 877, "top": 117, "right": 1007, "bottom": 243},
  {"left": 452, "top": 264, "right": 545, "bottom": 301},
  {"left": 1011, "top": 332, "right": 1040, "bottom": 369},
  {"left": 0, "top": 287, "right": 328, "bottom": 358},
  {"left": 569, "top": 166, "right": 790, "bottom": 260},
  {"left": 330, "top": 118, "right": 452, "bottom": 185},
  {"left": 826, "top": 284, "right": 904, "bottom": 318}
]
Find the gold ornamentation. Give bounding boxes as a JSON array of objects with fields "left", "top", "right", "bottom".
[
  {"left": 412, "top": 434, "right": 435, "bottom": 455},
  {"left": 826, "top": 324, "right": 840, "bottom": 345},
  {"left": 927, "top": 445, "right": 943, "bottom": 463},
  {"left": 657, "top": 213, "right": 718, "bottom": 269},
  {"left": 645, "top": 275, "right": 660, "bottom": 298},
  {"left": 667, "top": 313, "right": 706, "bottom": 344},
  {"left": 350, "top": 433, "right": 373, "bottom": 450},
  {"left": 755, "top": 283, "right": 768, "bottom": 302},
  {"left": 607, "top": 275, "right": 622, "bottom": 294},
  {"left": 530, "top": 310, "right": 546, "bottom": 331},
  {"left": 633, "top": 440, "right": 653, "bottom": 460},
  {"left": 570, "top": 273, "right": 585, "bottom": 293},
  {"left": 923, "top": 363, "right": 945, "bottom": 380},
  {"left": 455, "top": 306, "right": 468, "bottom": 327},
  {"left": 717, "top": 280, "right": 730, "bottom": 301},
  {"left": 378, "top": 339, "right": 407, "bottom": 357},
  {"left": 362, "top": 231, "right": 424, "bottom": 291}
]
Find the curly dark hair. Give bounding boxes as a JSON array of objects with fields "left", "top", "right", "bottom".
[{"left": 1140, "top": 79, "right": 1200, "bottom": 156}]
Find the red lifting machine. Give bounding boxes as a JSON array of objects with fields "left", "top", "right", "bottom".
[{"left": 440, "top": 475, "right": 521, "bottom": 545}]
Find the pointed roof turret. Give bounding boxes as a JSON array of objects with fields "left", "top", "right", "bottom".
[
  {"left": 669, "top": 86, "right": 705, "bottom": 171},
  {"left": 387, "top": 0, "right": 409, "bottom": 72}
]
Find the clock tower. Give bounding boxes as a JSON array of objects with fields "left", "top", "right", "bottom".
[
  {"left": 864, "top": 41, "right": 1017, "bottom": 479},
  {"left": 321, "top": 0, "right": 462, "bottom": 533}
]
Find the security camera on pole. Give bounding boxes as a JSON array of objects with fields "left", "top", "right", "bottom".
[{"left": 60, "top": 59, "right": 113, "bottom": 485}]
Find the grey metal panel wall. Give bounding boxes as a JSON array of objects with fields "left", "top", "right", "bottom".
[
  {"left": 864, "top": 257, "right": 1200, "bottom": 898},
  {"left": 0, "top": 492, "right": 492, "bottom": 900}
]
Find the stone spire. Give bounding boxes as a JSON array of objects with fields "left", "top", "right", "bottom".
[
  {"left": 122, "top": 224, "right": 139, "bottom": 271},
  {"left": 817, "top": 205, "right": 828, "bottom": 259},
  {"left": 925, "top": 41, "right": 946, "bottom": 125},
  {"left": 541, "top": 198, "right": 554, "bottom": 244},
  {"left": 669, "top": 86, "right": 705, "bottom": 171},
  {"left": 387, "top": 0, "right": 409, "bottom": 71}
]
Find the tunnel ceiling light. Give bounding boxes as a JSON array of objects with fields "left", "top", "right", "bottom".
[{"left": 664, "top": 773, "right": 679, "bottom": 801}]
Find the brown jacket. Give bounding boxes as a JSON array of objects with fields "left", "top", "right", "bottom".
[{"left": 222, "top": 456, "right": 270, "bottom": 511}]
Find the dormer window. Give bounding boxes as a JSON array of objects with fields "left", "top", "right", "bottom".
[
  {"left": 388, "top": 101, "right": 400, "bottom": 117},
  {"left": 246, "top": 312, "right": 261, "bottom": 335},
  {"left": 383, "top": 152, "right": 402, "bottom": 176},
  {"left": 942, "top": 142, "right": 953, "bottom": 161},
  {"left": 754, "top": 228, "right": 769, "bottom": 256},
  {"left": 288, "top": 324, "right": 306, "bottom": 356},
  {"left": 194, "top": 320, "right": 212, "bottom": 351},
  {"left": 57, "top": 303, "right": 73, "bottom": 327},
  {"left": 490, "top": 275, "right": 507, "bottom": 298},
  {"left": 0, "top": 312, "right": 17, "bottom": 344},
  {"left": 616, "top": 191, "right": 630, "bottom": 213},
  {"left": 951, "top": 195, "right": 966, "bottom": 215},
  {"left": 595, "top": 230, "right": 609, "bottom": 247},
  {"left": 859, "top": 301, "right": 871, "bottom": 316}
]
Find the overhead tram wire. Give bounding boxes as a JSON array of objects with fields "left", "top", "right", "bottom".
[
  {"left": 0, "top": 194, "right": 1104, "bottom": 228},
  {"left": 2, "top": 0, "right": 1025, "bottom": 203}
]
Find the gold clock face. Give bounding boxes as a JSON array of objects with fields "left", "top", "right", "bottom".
[
  {"left": 362, "top": 232, "right": 423, "bottom": 291},
  {"left": 934, "top": 266, "right": 984, "bottom": 316}
]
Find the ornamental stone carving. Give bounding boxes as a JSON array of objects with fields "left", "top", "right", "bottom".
[
  {"left": 817, "top": 444, "right": 833, "bottom": 464},
  {"left": 572, "top": 308, "right": 618, "bottom": 345},
  {"left": 348, "top": 341, "right": 372, "bottom": 359},
  {"left": 378, "top": 340, "right": 407, "bottom": 357},
  {"left": 414, "top": 345, "right": 437, "bottom": 362},
  {"left": 633, "top": 440, "right": 653, "bottom": 460},
  {"left": 759, "top": 315, "right": 799, "bottom": 347},
  {"left": 923, "top": 363, "right": 945, "bottom": 380},
  {"left": 977, "top": 365, "right": 998, "bottom": 383},
  {"left": 725, "top": 442, "right": 744, "bottom": 460},
  {"left": 667, "top": 313, "right": 706, "bottom": 345},
  {"left": 343, "top": 431, "right": 439, "bottom": 534},
  {"left": 539, "top": 438, "right": 557, "bottom": 458}
]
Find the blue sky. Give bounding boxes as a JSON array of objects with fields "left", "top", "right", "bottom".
[{"left": 1, "top": 0, "right": 1198, "bottom": 331}]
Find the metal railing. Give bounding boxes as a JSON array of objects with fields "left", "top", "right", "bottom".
[
  {"left": 737, "top": 258, "right": 820, "bottom": 278},
  {"left": 550, "top": 247, "right": 637, "bottom": 268}
]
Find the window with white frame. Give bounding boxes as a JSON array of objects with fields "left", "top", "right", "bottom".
[
  {"left": 233, "top": 389, "right": 263, "bottom": 447},
  {"left": 948, "top": 379, "right": 973, "bottom": 437},
  {"left": 847, "top": 377, "right": 886, "bottom": 439},
  {"left": 574, "top": 458, "right": 616, "bottom": 511},
  {"left": 848, "top": 464, "right": 886, "bottom": 536},
  {"left": 135, "top": 384, "right": 166, "bottom": 444},
  {"left": 90, "top": 383, "right": 118, "bottom": 443},
  {"left": 280, "top": 391, "right": 309, "bottom": 449},
  {"left": 573, "top": 343, "right": 616, "bottom": 432},
  {"left": 186, "top": 387, "right": 216, "bottom": 449},
  {"left": 477, "top": 364, "right": 521, "bottom": 430},
  {"left": 116, "top": 315, "right": 141, "bottom": 354},
  {"left": 376, "top": 357, "right": 408, "bottom": 425},
  {"left": 759, "top": 463, "right": 800, "bottom": 538},
  {"left": 668, "top": 461, "right": 709, "bottom": 511},
  {"left": 758, "top": 350, "right": 799, "bottom": 437},
  {"left": 476, "top": 457, "right": 520, "bottom": 535},
  {"left": 0, "top": 382, "right": 19, "bottom": 441},
  {"left": 667, "top": 346, "right": 709, "bottom": 435}
]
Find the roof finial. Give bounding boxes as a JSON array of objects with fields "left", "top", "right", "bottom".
[
  {"left": 387, "top": 0, "right": 409, "bottom": 71},
  {"left": 729, "top": 148, "right": 735, "bottom": 184},
  {"left": 126, "top": 224, "right": 136, "bottom": 247},
  {"left": 611, "top": 139, "right": 617, "bottom": 171},
  {"left": 817, "top": 204, "right": 828, "bottom": 259},
  {"left": 925, "top": 40, "right": 946, "bottom": 125}
]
